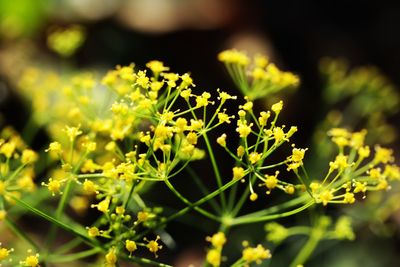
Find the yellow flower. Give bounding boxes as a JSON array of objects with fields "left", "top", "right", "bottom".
[
  {"left": 271, "top": 101, "right": 283, "bottom": 113},
  {"left": 136, "top": 70, "right": 149, "bottom": 88},
  {"left": 248, "top": 152, "right": 261, "bottom": 164},
  {"left": 264, "top": 172, "right": 279, "bottom": 191},
  {"left": 374, "top": 146, "right": 394, "bottom": 164},
  {"left": 206, "top": 248, "right": 221, "bottom": 267},
  {"left": 145, "top": 236, "right": 162, "bottom": 257},
  {"left": 87, "top": 226, "right": 100, "bottom": 237},
  {"left": 217, "top": 134, "right": 227, "bottom": 147},
  {"left": 83, "top": 179, "right": 97, "bottom": 194},
  {"left": 353, "top": 182, "right": 367, "bottom": 194},
  {"left": 125, "top": 240, "right": 137, "bottom": 255},
  {"left": 250, "top": 192, "right": 258, "bottom": 201},
  {"left": 236, "top": 121, "right": 252, "bottom": 138},
  {"left": 105, "top": 247, "right": 117, "bottom": 266},
  {"left": 146, "top": 60, "right": 169, "bottom": 74},
  {"left": 21, "top": 253, "right": 40, "bottom": 267},
  {"left": 0, "top": 142, "right": 15, "bottom": 158},
  {"left": 232, "top": 167, "right": 245, "bottom": 180},
  {"left": 242, "top": 244, "right": 271, "bottom": 265},
  {"left": 42, "top": 178, "right": 62, "bottom": 196},
  {"left": 237, "top": 146, "right": 245, "bottom": 157},
  {"left": 0, "top": 245, "right": 12, "bottom": 261},
  {"left": 64, "top": 125, "right": 82, "bottom": 142},
  {"left": 258, "top": 111, "right": 271, "bottom": 126},
  {"left": 217, "top": 112, "right": 232, "bottom": 124},
  {"left": 186, "top": 132, "right": 198, "bottom": 145},
  {"left": 206, "top": 232, "right": 226, "bottom": 248},
  {"left": 273, "top": 127, "right": 285, "bottom": 143},
  {"left": 92, "top": 198, "right": 110, "bottom": 213},
  {"left": 318, "top": 190, "right": 334, "bottom": 206},
  {"left": 343, "top": 192, "right": 355, "bottom": 204},
  {"left": 21, "top": 149, "right": 38, "bottom": 164},
  {"left": 218, "top": 49, "right": 249, "bottom": 65}
]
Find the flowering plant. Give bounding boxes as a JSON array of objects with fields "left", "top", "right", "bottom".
[{"left": 0, "top": 47, "right": 399, "bottom": 267}]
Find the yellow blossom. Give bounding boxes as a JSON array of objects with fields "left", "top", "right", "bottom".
[
  {"left": 136, "top": 70, "right": 149, "bottom": 88},
  {"left": 206, "top": 248, "right": 221, "bottom": 267},
  {"left": 242, "top": 244, "right": 271, "bottom": 265},
  {"left": 21, "top": 149, "right": 38, "bottom": 164},
  {"left": 237, "top": 146, "right": 245, "bottom": 157},
  {"left": 206, "top": 232, "right": 226, "bottom": 248},
  {"left": 232, "top": 167, "right": 245, "bottom": 180},
  {"left": 343, "top": 192, "right": 355, "bottom": 204},
  {"left": 92, "top": 198, "right": 110, "bottom": 213},
  {"left": 248, "top": 152, "right": 261, "bottom": 164},
  {"left": 64, "top": 125, "right": 82, "bottom": 142},
  {"left": 318, "top": 190, "right": 334, "bottom": 206},
  {"left": 217, "top": 134, "right": 227, "bottom": 147},
  {"left": 264, "top": 172, "right": 279, "bottom": 191},
  {"left": 146, "top": 60, "right": 169, "bottom": 74},
  {"left": 125, "top": 240, "right": 137, "bottom": 255},
  {"left": 218, "top": 49, "right": 249, "bottom": 65},
  {"left": 271, "top": 101, "right": 283, "bottom": 113},
  {"left": 353, "top": 181, "right": 367, "bottom": 194},
  {"left": 42, "top": 178, "right": 62, "bottom": 195},
  {"left": 236, "top": 121, "right": 252, "bottom": 138},
  {"left": 105, "top": 247, "right": 117, "bottom": 266},
  {"left": 186, "top": 132, "right": 198, "bottom": 145},
  {"left": 145, "top": 236, "right": 162, "bottom": 257},
  {"left": 250, "top": 193, "right": 258, "bottom": 201},
  {"left": 258, "top": 111, "right": 271, "bottom": 126},
  {"left": 0, "top": 246, "right": 12, "bottom": 261},
  {"left": 87, "top": 226, "right": 100, "bottom": 237},
  {"left": 0, "top": 142, "right": 15, "bottom": 158},
  {"left": 374, "top": 146, "right": 394, "bottom": 164},
  {"left": 83, "top": 179, "right": 97, "bottom": 194},
  {"left": 21, "top": 253, "right": 40, "bottom": 267}
]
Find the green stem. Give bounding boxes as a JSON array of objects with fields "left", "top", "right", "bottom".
[
  {"left": 11, "top": 196, "right": 101, "bottom": 249},
  {"left": 45, "top": 178, "right": 74, "bottom": 249},
  {"left": 290, "top": 217, "right": 328, "bottom": 267},
  {"left": 164, "top": 179, "right": 221, "bottom": 222},
  {"left": 202, "top": 133, "right": 226, "bottom": 211},
  {"left": 231, "top": 200, "right": 315, "bottom": 226},
  {"left": 47, "top": 247, "right": 102, "bottom": 263},
  {"left": 185, "top": 165, "right": 221, "bottom": 213},
  {"left": 138, "top": 178, "right": 239, "bottom": 239},
  {"left": 121, "top": 254, "right": 173, "bottom": 267}
]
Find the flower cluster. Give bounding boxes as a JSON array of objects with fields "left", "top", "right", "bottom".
[
  {"left": 0, "top": 127, "right": 38, "bottom": 219},
  {"left": 218, "top": 49, "right": 299, "bottom": 100},
  {"left": 304, "top": 128, "right": 399, "bottom": 206}
]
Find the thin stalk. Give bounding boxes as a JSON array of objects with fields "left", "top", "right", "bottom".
[
  {"left": 47, "top": 247, "right": 101, "bottom": 263},
  {"left": 231, "top": 200, "right": 315, "bottom": 226},
  {"left": 202, "top": 133, "right": 226, "bottom": 211},
  {"left": 164, "top": 179, "right": 221, "bottom": 222}
]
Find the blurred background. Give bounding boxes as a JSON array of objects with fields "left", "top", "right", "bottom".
[{"left": 1, "top": 0, "right": 400, "bottom": 266}]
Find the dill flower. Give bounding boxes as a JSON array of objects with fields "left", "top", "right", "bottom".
[
  {"left": 105, "top": 247, "right": 117, "bottom": 267},
  {"left": 42, "top": 178, "right": 62, "bottom": 196},
  {"left": 242, "top": 244, "right": 271, "bottom": 265},
  {"left": 125, "top": 240, "right": 137, "bottom": 256},
  {"left": 206, "top": 249, "right": 221, "bottom": 267},
  {"left": 217, "top": 134, "right": 227, "bottom": 147},
  {"left": 21, "top": 253, "right": 40, "bottom": 267},
  {"left": 0, "top": 244, "right": 13, "bottom": 261},
  {"left": 145, "top": 236, "right": 162, "bottom": 258},
  {"left": 206, "top": 232, "right": 227, "bottom": 248},
  {"left": 232, "top": 167, "right": 245, "bottom": 180}
]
